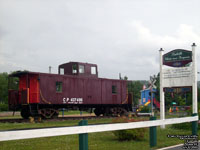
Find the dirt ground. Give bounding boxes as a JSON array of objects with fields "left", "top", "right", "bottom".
[{"left": 0, "top": 111, "right": 20, "bottom": 117}]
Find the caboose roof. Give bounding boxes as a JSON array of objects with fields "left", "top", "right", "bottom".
[
  {"left": 9, "top": 71, "right": 39, "bottom": 77},
  {"left": 59, "top": 61, "right": 97, "bottom": 67}
]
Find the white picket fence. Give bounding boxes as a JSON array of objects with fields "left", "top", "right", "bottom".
[{"left": 0, "top": 116, "right": 198, "bottom": 142}]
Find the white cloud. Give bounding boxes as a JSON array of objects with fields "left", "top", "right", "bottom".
[
  {"left": 132, "top": 21, "right": 200, "bottom": 49},
  {"left": 0, "top": 0, "right": 200, "bottom": 80}
]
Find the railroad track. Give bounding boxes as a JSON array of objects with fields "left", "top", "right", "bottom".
[{"left": 0, "top": 116, "right": 115, "bottom": 123}]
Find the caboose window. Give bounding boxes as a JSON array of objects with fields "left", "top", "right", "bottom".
[
  {"left": 56, "top": 82, "right": 62, "bottom": 92},
  {"left": 91, "top": 66, "right": 96, "bottom": 74},
  {"left": 112, "top": 85, "right": 117, "bottom": 94},
  {"left": 60, "top": 68, "right": 64, "bottom": 75},
  {"left": 72, "top": 64, "right": 77, "bottom": 74},
  {"left": 79, "top": 65, "right": 85, "bottom": 73}
]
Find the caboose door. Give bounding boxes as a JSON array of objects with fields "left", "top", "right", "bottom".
[
  {"left": 21, "top": 89, "right": 29, "bottom": 104},
  {"left": 8, "top": 90, "right": 19, "bottom": 110}
]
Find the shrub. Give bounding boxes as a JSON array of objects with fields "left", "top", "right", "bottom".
[
  {"left": 112, "top": 117, "right": 147, "bottom": 141},
  {"left": 171, "top": 122, "right": 200, "bottom": 130},
  {"left": 140, "top": 106, "right": 150, "bottom": 113},
  {"left": 0, "top": 103, "right": 8, "bottom": 111}
]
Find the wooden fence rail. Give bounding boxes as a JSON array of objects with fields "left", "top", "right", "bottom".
[{"left": 0, "top": 116, "right": 198, "bottom": 142}]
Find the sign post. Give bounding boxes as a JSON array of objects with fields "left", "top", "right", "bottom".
[
  {"left": 159, "top": 48, "right": 165, "bottom": 128},
  {"left": 192, "top": 43, "right": 198, "bottom": 115},
  {"left": 159, "top": 43, "right": 198, "bottom": 130},
  {"left": 192, "top": 43, "right": 198, "bottom": 135}
]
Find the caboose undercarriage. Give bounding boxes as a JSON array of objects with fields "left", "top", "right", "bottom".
[{"left": 11, "top": 103, "right": 132, "bottom": 119}]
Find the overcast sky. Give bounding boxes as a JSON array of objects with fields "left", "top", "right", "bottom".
[{"left": 0, "top": 0, "right": 200, "bottom": 80}]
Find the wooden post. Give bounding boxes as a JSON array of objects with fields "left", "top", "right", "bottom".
[{"left": 79, "top": 120, "right": 88, "bottom": 150}]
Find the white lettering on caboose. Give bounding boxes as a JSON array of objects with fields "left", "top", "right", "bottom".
[{"left": 63, "top": 98, "right": 83, "bottom": 104}]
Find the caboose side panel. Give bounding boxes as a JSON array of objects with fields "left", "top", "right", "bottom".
[
  {"left": 39, "top": 74, "right": 56, "bottom": 104},
  {"left": 39, "top": 74, "right": 87, "bottom": 105},
  {"left": 101, "top": 79, "right": 127, "bottom": 105},
  {"left": 84, "top": 78, "right": 101, "bottom": 104},
  {"left": 66, "top": 77, "right": 85, "bottom": 104},
  {"left": 101, "top": 79, "right": 112, "bottom": 104}
]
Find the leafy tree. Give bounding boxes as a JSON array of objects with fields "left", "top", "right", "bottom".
[
  {"left": 0, "top": 72, "right": 19, "bottom": 105},
  {"left": 0, "top": 72, "right": 8, "bottom": 104},
  {"left": 127, "top": 81, "right": 143, "bottom": 106}
]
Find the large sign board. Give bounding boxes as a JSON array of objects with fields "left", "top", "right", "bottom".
[
  {"left": 163, "top": 66, "right": 193, "bottom": 87},
  {"left": 163, "top": 49, "right": 192, "bottom": 67},
  {"left": 159, "top": 43, "right": 197, "bottom": 129}
]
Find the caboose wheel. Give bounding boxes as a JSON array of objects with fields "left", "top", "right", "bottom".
[
  {"left": 21, "top": 107, "right": 30, "bottom": 119},
  {"left": 119, "top": 108, "right": 128, "bottom": 116},
  {"left": 94, "top": 108, "right": 101, "bottom": 116},
  {"left": 39, "top": 108, "right": 59, "bottom": 119}
]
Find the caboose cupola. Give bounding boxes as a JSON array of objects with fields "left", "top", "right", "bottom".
[{"left": 58, "top": 62, "right": 98, "bottom": 78}]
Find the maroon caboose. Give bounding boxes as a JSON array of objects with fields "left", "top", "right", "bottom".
[{"left": 8, "top": 62, "right": 132, "bottom": 119}]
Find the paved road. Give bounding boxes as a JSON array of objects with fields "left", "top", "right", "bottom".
[{"left": 157, "top": 141, "right": 199, "bottom": 150}]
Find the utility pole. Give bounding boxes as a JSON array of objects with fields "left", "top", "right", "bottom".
[{"left": 49, "top": 66, "right": 52, "bottom": 74}]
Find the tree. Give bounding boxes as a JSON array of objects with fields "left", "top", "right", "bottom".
[
  {"left": 127, "top": 81, "right": 143, "bottom": 106},
  {"left": 0, "top": 72, "right": 8, "bottom": 104},
  {"left": 0, "top": 72, "right": 19, "bottom": 104}
]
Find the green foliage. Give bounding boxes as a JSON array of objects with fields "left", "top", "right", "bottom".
[
  {"left": 112, "top": 117, "right": 147, "bottom": 141},
  {"left": 171, "top": 122, "right": 200, "bottom": 131},
  {"left": 0, "top": 103, "right": 8, "bottom": 111},
  {"left": 8, "top": 76, "right": 19, "bottom": 90},
  {"left": 0, "top": 72, "right": 19, "bottom": 106},
  {"left": 198, "top": 87, "right": 200, "bottom": 102},
  {"left": 154, "top": 73, "right": 160, "bottom": 102},
  {"left": 0, "top": 72, "right": 8, "bottom": 104},
  {"left": 127, "top": 81, "right": 143, "bottom": 106},
  {"left": 140, "top": 106, "right": 150, "bottom": 113}
]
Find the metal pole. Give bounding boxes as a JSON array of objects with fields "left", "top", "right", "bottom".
[
  {"left": 151, "top": 87, "right": 154, "bottom": 116},
  {"left": 150, "top": 116, "right": 157, "bottom": 147},
  {"left": 191, "top": 43, "right": 198, "bottom": 135},
  {"left": 192, "top": 43, "right": 198, "bottom": 114},
  {"left": 49, "top": 66, "right": 52, "bottom": 74},
  {"left": 159, "top": 48, "right": 165, "bottom": 128},
  {"left": 79, "top": 120, "right": 88, "bottom": 150},
  {"left": 62, "top": 108, "right": 64, "bottom": 117}
]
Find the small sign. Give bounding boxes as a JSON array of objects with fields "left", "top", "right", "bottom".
[
  {"left": 149, "top": 76, "right": 157, "bottom": 89},
  {"left": 163, "top": 66, "right": 193, "bottom": 87},
  {"left": 164, "top": 87, "right": 191, "bottom": 93},
  {"left": 163, "top": 49, "right": 192, "bottom": 67}
]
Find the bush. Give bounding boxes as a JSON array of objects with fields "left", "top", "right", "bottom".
[
  {"left": 0, "top": 103, "right": 8, "bottom": 111},
  {"left": 140, "top": 106, "right": 150, "bottom": 113},
  {"left": 171, "top": 122, "right": 200, "bottom": 130},
  {"left": 112, "top": 117, "right": 147, "bottom": 141}
]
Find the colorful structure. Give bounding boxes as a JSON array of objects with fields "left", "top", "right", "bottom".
[{"left": 140, "top": 88, "right": 160, "bottom": 109}]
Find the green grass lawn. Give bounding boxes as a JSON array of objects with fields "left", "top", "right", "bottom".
[
  {"left": 0, "top": 118, "right": 113, "bottom": 131},
  {"left": 59, "top": 110, "right": 94, "bottom": 116},
  {"left": 0, "top": 117, "right": 199, "bottom": 150},
  {"left": 0, "top": 110, "right": 92, "bottom": 120}
]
